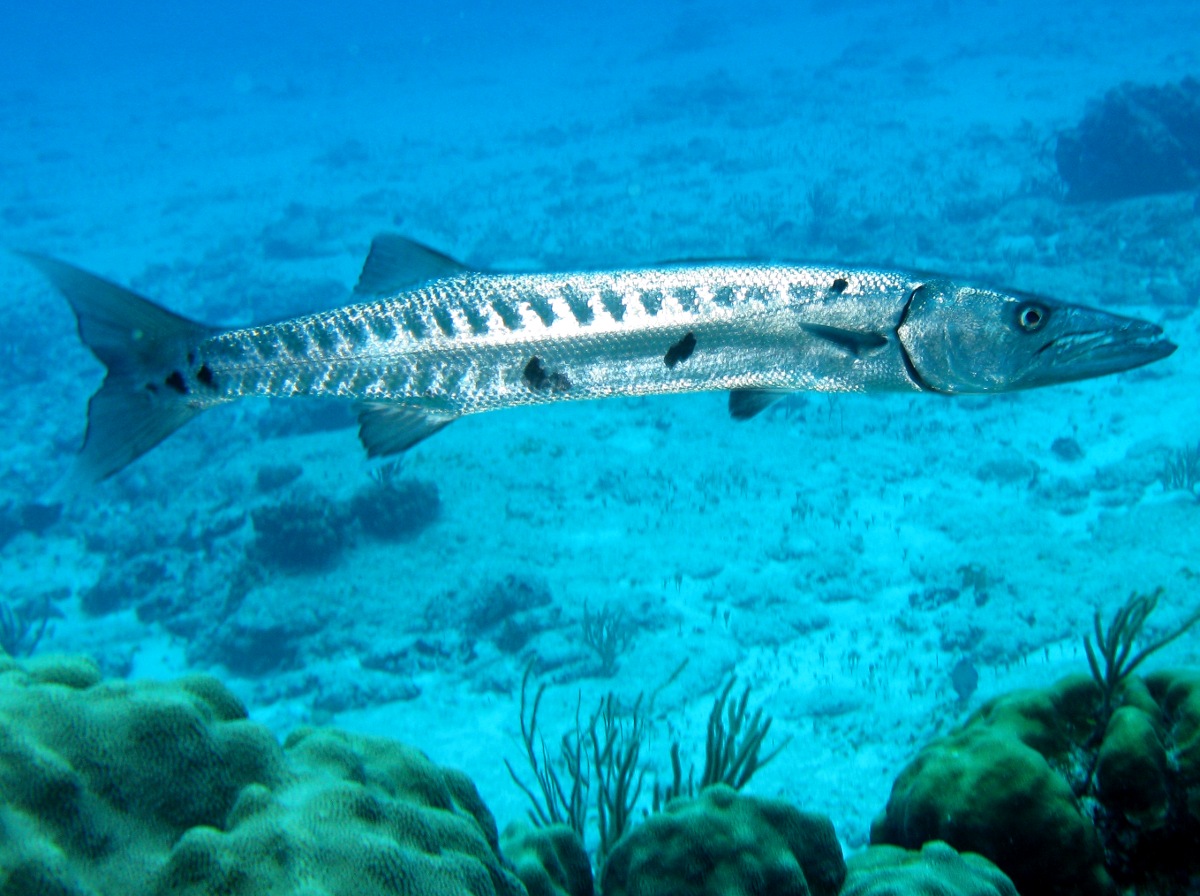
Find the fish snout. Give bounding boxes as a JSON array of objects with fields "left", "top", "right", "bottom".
[{"left": 1028, "top": 308, "right": 1176, "bottom": 386}]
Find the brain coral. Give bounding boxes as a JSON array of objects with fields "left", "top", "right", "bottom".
[
  {"left": 600, "top": 783, "right": 845, "bottom": 896},
  {"left": 841, "top": 842, "right": 1018, "bottom": 896},
  {"left": 871, "top": 670, "right": 1200, "bottom": 896},
  {"left": 0, "top": 653, "right": 524, "bottom": 896}
]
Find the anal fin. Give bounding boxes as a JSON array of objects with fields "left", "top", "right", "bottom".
[
  {"left": 728, "top": 389, "right": 788, "bottom": 420},
  {"left": 355, "top": 402, "right": 458, "bottom": 457}
]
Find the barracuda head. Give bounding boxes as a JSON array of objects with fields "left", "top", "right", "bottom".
[{"left": 896, "top": 279, "right": 1176, "bottom": 393}]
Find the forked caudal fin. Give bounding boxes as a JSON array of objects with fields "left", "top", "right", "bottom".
[{"left": 19, "top": 253, "right": 215, "bottom": 486}]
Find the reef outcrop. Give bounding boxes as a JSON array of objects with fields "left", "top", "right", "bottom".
[{"left": 871, "top": 670, "right": 1200, "bottom": 896}]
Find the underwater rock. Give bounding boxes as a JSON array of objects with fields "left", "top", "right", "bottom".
[
  {"left": 259, "top": 201, "right": 343, "bottom": 260},
  {"left": 1051, "top": 437, "right": 1085, "bottom": 463},
  {"left": 0, "top": 501, "right": 61, "bottom": 550},
  {"left": 601, "top": 784, "right": 845, "bottom": 896},
  {"left": 17, "top": 501, "right": 62, "bottom": 535},
  {"left": 253, "top": 462, "right": 303, "bottom": 493},
  {"left": 871, "top": 670, "right": 1200, "bottom": 896},
  {"left": 250, "top": 492, "right": 349, "bottom": 573},
  {"left": 0, "top": 653, "right": 525, "bottom": 896},
  {"left": 972, "top": 457, "right": 1039, "bottom": 486},
  {"left": 455, "top": 574, "right": 560, "bottom": 654},
  {"left": 1056, "top": 77, "right": 1200, "bottom": 201},
  {"left": 81, "top": 557, "right": 170, "bottom": 616},
  {"left": 841, "top": 842, "right": 1018, "bottom": 896},
  {"left": 310, "top": 668, "right": 422, "bottom": 714},
  {"left": 191, "top": 584, "right": 330, "bottom": 676},
  {"left": 908, "top": 586, "right": 959, "bottom": 611},
  {"left": 349, "top": 475, "right": 441, "bottom": 541},
  {"left": 949, "top": 659, "right": 979, "bottom": 703},
  {"left": 0, "top": 504, "right": 20, "bottom": 550}
]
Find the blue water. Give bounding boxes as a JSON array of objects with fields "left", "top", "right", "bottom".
[{"left": 1, "top": 0, "right": 1198, "bottom": 877}]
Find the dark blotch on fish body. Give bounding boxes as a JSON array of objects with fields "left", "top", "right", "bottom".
[
  {"left": 664, "top": 332, "right": 697, "bottom": 368},
  {"left": 831, "top": 278, "right": 848, "bottom": 294},
  {"left": 523, "top": 356, "right": 570, "bottom": 393},
  {"left": 165, "top": 371, "right": 188, "bottom": 395},
  {"left": 524, "top": 356, "right": 549, "bottom": 390},
  {"left": 197, "top": 364, "right": 215, "bottom": 387}
]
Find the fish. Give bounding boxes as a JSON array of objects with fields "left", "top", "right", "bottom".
[{"left": 20, "top": 234, "right": 1175, "bottom": 484}]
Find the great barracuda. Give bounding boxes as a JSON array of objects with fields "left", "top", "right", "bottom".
[{"left": 22, "top": 234, "right": 1174, "bottom": 484}]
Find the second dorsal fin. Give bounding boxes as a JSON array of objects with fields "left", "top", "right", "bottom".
[{"left": 354, "top": 234, "right": 473, "bottom": 296}]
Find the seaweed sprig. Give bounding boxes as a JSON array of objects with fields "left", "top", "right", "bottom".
[
  {"left": 504, "top": 664, "right": 590, "bottom": 836},
  {"left": 1084, "top": 587, "right": 1200, "bottom": 720},
  {"left": 1079, "top": 588, "right": 1200, "bottom": 796},
  {"left": 582, "top": 601, "right": 636, "bottom": 678},
  {"left": 590, "top": 692, "right": 646, "bottom": 866},
  {"left": 1158, "top": 443, "right": 1200, "bottom": 500},
  {"left": 654, "top": 676, "right": 791, "bottom": 809},
  {"left": 0, "top": 596, "right": 51, "bottom": 658}
]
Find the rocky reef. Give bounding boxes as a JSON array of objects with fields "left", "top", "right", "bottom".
[{"left": 1057, "top": 77, "right": 1200, "bottom": 201}]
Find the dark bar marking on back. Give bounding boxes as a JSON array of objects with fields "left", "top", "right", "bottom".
[
  {"left": 599, "top": 288, "right": 625, "bottom": 322},
  {"left": 524, "top": 291, "right": 557, "bottom": 327},
  {"left": 560, "top": 285, "right": 594, "bottom": 325},
  {"left": 640, "top": 289, "right": 664, "bottom": 316}
]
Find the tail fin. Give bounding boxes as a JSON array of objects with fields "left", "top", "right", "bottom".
[{"left": 19, "top": 253, "right": 216, "bottom": 485}]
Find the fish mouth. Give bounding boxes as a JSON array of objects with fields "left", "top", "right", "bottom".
[{"left": 1033, "top": 318, "right": 1176, "bottom": 383}]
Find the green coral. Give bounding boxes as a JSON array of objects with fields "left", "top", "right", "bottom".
[
  {"left": 600, "top": 784, "right": 845, "bottom": 896},
  {"left": 842, "top": 842, "right": 1018, "bottom": 896},
  {"left": 871, "top": 669, "right": 1200, "bottom": 896},
  {"left": 500, "top": 822, "right": 593, "bottom": 896},
  {"left": 0, "top": 653, "right": 524, "bottom": 896}
]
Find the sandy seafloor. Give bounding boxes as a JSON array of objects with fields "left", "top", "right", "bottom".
[{"left": 1, "top": 0, "right": 1199, "bottom": 858}]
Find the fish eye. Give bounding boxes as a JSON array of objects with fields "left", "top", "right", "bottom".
[{"left": 1016, "top": 302, "right": 1047, "bottom": 332}]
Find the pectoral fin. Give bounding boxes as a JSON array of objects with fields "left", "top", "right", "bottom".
[
  {"left": 801, "top": 324, "right": 888, "bottom": 356},
  {"left": 355, "top": 402, "right": 458, "bottom": 457}
]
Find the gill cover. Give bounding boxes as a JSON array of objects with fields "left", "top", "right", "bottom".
[
  {"left": 897, "top": 278, "right": 1175, "bottom": 393},
  {"left": 896, "top": 279, "right": 1050, "bottom": 393}
]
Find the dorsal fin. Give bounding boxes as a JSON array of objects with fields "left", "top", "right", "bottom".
[{"left": 354, "top": 235, "right": 473, "bottom": 296}]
